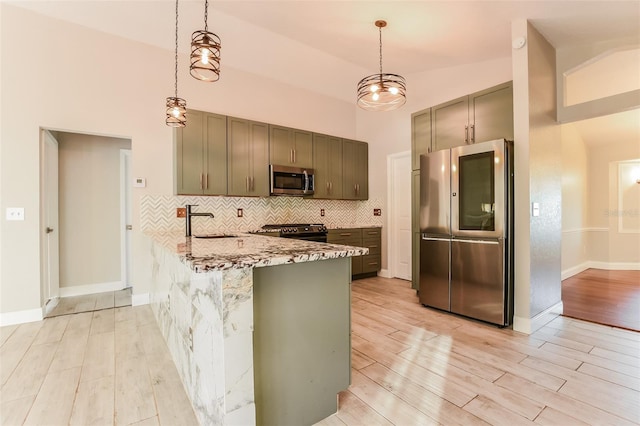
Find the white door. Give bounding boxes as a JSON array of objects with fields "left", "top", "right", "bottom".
[
  {"left": 120, "top": 150, "right": 133, "bottom": 287},
  {"left": 389, "top": 152, "right": 412, "bottom": 280},
  {"left": 42, "top": 130, "right": 60, "bottom": 303}
]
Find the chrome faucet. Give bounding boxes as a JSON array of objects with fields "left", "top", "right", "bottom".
[{"left": 185, "top": 204, "right": 214, "bottom": 237}]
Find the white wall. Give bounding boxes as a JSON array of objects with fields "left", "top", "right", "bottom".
[
  {"left": 57, "top": 133, "right": 131, "bottom": 288},
  {"left": 0, "top": 4, "right": 357, "bottom": 317},
  {"left": 561, "top": 124, "right": 589, "bottom": 275}
]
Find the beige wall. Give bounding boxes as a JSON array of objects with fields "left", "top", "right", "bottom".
[
  {"left": 0, "top": 4, "right": 357, "bottom": 316},
  {"left": 57, "top": 133, "right": 131, "bottom": 288},
  {"left": 512, "top": 20, "right": 563, "bottom": 330},
  {"left": 561, "top": 124, "right": 589, "bottom": 273}
]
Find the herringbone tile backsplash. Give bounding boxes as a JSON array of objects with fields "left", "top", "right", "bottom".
[{"left": 141, "top": 195, "right": 384, "bottom": 233}]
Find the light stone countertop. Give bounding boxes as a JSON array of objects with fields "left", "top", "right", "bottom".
[{"left": 146, "top": 231, "right": 369, "bottom": 273}]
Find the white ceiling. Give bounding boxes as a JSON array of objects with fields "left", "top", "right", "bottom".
[{"left": 7, "top": 0, "right": 640, "bottom": 145}]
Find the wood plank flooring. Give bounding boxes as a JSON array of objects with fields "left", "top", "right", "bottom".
[
  {"left": 562, "top": 269, "right": 640, "bottom": 331},
  {"left": 0, "top": 305, "right": 197, "bottom": 425},
  {"left": 318, "top": 276, "right": 640, "bottom": 426},
  {"left": 46, "top": 288, "right": 132, "bottom": 318},
  {"left": 2, "top": 277, "right": 639, "bottom": 425}
]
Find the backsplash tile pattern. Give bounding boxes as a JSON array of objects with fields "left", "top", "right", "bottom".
[{"left": 140, "top": 195, "right": 384, "bottom": 233}]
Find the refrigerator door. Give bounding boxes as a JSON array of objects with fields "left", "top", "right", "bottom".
[
  {"left": 419, "top": 236, "right": 450, "bottom": 311},
  {"left": 420, "top": 150, "right": 451, "bottom": 235},
  {"left": 451, "top": 238, "right": 506, "bottom": 325},
  {"left": 451, "top": 139, "right": 506, "bottom": 239}
]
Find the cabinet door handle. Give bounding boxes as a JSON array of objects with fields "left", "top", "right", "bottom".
[
  {"left": 464, "top": 125, "right": 469, "bottom": 144},
  {"left": 250, "top": 176, "right": 254, "bottom": 191},
  {"left": 470, "top": 124, "right": 475, "bottom": 144},
  {"left": 330, "top": 182, "right": 333, "bottom": 193},
  {"left": 367, "top": 231, "right": 377, "bottom": 235},
  {"left": 368, "top": 245, "right": 378, "bottom": 249},
  {"left": 326, "top": 181, "right": 330, "bottom": 193},
  {"left": 200, "top": 173, "right": 204, "bottom": 190},
  {"left": 290, "top": 149, "right": 293, "bottom": 163},
  {"left": 205, "top": 173, "right": 209, "bottom": 190},
  {"left": 340, "top": 233, "right": 352, "bottom": 237},
  {"left": 246, "top": 176, "right": 249, "bottom": 192},
  {"left": 293, "top": 149, "right": 296, "bottom": 163}
]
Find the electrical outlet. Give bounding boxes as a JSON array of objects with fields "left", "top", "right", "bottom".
[
  {"left": 176, "top": 208, "right": 186, "bottom": 218},
  {"left": 6, "top": 207, "right": 25, "bottom": 221},
  {"left": 320, "top": 209, "right": 325, "bottom": 217},
  {"left": 237, "top": 208, "right": 243, "bottom": 218},
  {"left": 373, "top": 208, "right": 382, "bottom": 216}
]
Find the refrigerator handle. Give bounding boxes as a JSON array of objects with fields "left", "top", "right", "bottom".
[
  {"left": 452, "top": 238, "right": 502, "bottom": 245},
  {"left": 421, "top": 236, "right": 451, "bottom": 242}
]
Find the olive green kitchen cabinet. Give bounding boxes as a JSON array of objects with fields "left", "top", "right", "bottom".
[
  {"left": 411, "top": 108, "right": 431, "bottom": 171},
  {"left": 312, "top": 133, "right": 343, "bottom": 199},
  {"left": 175, "top": 109, "right": 227, "bottom": 195},
  {"left": 227, "top": 116, "right": 269, "bottom": 197},
  {"left": 269, "top": 125, "right": 313, "bottom": 169},
  {"left": 327, "top": 227, "right": 381, "bottom": 279},
  {"left": 431, "top": 81, "right": 513, "bottom": 152},
  {"left": 412, "top": 170, "right": 421, "bottom": 290},
  {"left": 342, "top": 139, "right": 368, "bottom": 200}
]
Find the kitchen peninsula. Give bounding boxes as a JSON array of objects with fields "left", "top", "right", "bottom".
[{"left": 145, "top": 232, "right": 368, "bottom": 426}]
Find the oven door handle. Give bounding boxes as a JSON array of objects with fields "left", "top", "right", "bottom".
[{"left": 303, "top": 170, "right": 309, "bottom": 194}]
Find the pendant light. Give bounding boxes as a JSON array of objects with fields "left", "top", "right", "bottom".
[
  {"left": 357, "top": 20, "right": 406, "bottom": 111},
  {"left": 166, "top": 0, "right": 187, "bottom": 127},
  {"left": 190, "top": 0, "right": 221, "bottom": 82}
]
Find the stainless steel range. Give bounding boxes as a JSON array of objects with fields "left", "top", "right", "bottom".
[{"left": 262, "top": 224, "right": 328, "bottom": 242}]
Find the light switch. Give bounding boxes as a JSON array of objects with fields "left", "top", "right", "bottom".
[
  {"left": 532, "top": 202, "right": 540, "bottom": 217},
  {"left": 133, "top": 177, "right": 146, "bottom": 188},
  {"left": 6, "top": 207, "right": 25, "bottom": 221}
]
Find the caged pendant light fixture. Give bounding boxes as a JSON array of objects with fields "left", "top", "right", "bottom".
[
  {"left": 166, "top": 0, "right": 187, "bottom": 127},
  {"left": 190, "top": 0, "right": 221, "bottom": 82},
  {"left": 356, "top": 20, "right": 406, "bottom": 111}
]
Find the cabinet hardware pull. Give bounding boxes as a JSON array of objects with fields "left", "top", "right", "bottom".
[
  {"left": 293, "top": 149, "right": 296, "bottom": 163},
  {"left": 340, "top": 233, "right": 351, "bottom": 236},
  {"left": 368, "top": 262, "right": 379, "bottom": 266},
  {"left": 246, "top": 176, "right": 249, "bottom": 192},
  {"left": 326, "top": 181, "right": 330, "bottom": 192},
  {"left": 368, "top": 231, "right": 377, "bottom": 235},
  {"left": 369, "top": 245, "right": 378, "bottom": 248},
  {"left": 205, "top": 173, "right": 209, "bottom": 190},
  {"left": 200, "top": 173, "right": 203, "bottom": 190},
  {"left": 470, "top": 124, "right": 475, "bottom": 144},
  {"left": 464, "top": 125, "right": 469, "bottom": 144},
  {"left": 251, "top": 176, "right": 254, "bottom": 191},
  {"left": 290, "top": 149, "right": 293, "bottom": 163},
  {"left": 330, "top": 182, "right": 333, "bottom": 193},
  {"left": 46, "top": 227, "right": 54, "bottom": 233}
]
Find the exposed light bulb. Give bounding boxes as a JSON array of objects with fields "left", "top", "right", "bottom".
[
  {"left": 172, "top": 107, "right": 180, "bottom": 118},
  {"left": 389, "top": 87, "right": 399, "bottom": 95},
  {"left": 370, "top": 84, "right": 379, "bottom": 93},
  {"left": 201, "top": 48, "right": 210, "bottom": 65},
  {"left": 372, "top": 92, "right": 380, "bottom": 101}
]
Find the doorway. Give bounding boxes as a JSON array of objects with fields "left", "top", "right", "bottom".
[
  {"left": 388, "top": 151, "right": 412, "bottom": 281},
  {"left": 40, "top": 130, "right": 132, "bottom": 316}
]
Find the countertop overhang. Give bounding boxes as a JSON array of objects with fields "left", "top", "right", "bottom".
[{"left": 146, "top": 231, "right": 369, "bottom": 273}]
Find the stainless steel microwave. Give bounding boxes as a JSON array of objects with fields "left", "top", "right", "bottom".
[{"left": 270, "top": 165, "right": 314, "bottom": 196}]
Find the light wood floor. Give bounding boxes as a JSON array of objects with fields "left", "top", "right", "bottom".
[
  {"left": 1, "top": 305, "right": 197, "bottom": 425},
  {"left": 319, "top": 276, "right": 640, "bottom": 426},
  {"left": 562, "top": 269, "right": 640, "bottom": 331},
  {"left": 2, "top": 277, "right": 639, "bottom": 425},
  {"left": 46, "top": 288, "right": 132, "bottom": 318}
]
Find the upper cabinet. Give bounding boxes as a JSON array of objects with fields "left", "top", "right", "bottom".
[
  {"left": 431, "top": 81, "right": 513, "bottom": 152},
  {"left": 227, "top": 117, "right": 269, "bottom": 197},
  {"left": 312, "top": 134, "right": 343, "bottom": 199},
  {"left": 342, "top": 139, "right": 368, "bottom": 200},
  {"left": 269, "top": 125, "right": 313, "bottom": 169},
  {"left": 411, "top": 108, "right": 431, "bottom": 171},
  {"left": 175, "top": 109, "right": 227, "bottom": 195}
]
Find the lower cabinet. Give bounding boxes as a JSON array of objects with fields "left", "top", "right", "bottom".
[{"left": 328, "top": 227, "right": 381, "bottom": 279}]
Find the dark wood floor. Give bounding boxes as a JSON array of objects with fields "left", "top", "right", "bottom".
[{"left": 562, "top": 269, "right": 640, "bottom": 331}]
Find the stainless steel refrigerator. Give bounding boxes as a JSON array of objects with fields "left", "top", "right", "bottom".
[{"left": 419, "top": 139, "right": 514, "bottom": 326}]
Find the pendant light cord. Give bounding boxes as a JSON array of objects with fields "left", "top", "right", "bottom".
[
  {"left": 379, "top": 25, "right": 383, "bottom": 75},
  {"left": 174, "top": 0, "right": 179, "bottom": 98},
  {"left": 204, "top": 0, "right": 209, "bottom": 32}
]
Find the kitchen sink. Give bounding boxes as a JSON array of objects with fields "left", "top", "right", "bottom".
[{"left": 193, "top": 234, "right": 238, "bottom": 239}]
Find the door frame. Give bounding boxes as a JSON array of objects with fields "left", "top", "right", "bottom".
[
  {"left": 40, "top": 129, "right": 60, "bottom": 315},
  {"left": 120, "top": 149, "right": 132, "bottom": 288},
  {"left": 386, "top": 150, "right": 412, "bottom": 280}
]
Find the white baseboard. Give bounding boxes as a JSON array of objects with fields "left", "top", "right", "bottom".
[
  {"left": 562, "top": 261, "right": 640, "bottom": 280},
  {"left": 59, "top": 281, "right": 125, "bottom": 298},
  {"left": 377, "top": 269, "right": 391, "bottom": 278},
  {"left": 132, "top": 293, "right": 150, "bottom": 306},
  {"left": 0, "top": 308, "right": 43, "bottom": 327},
  {"left": 589, "top": 261, "right": 640, "bottom": 271},
  {"left": 513, "top": 301, "right": 563, "bottom": 335},
  {"left": 561, "top": 262, "right": 590, "bottom": 280}
]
